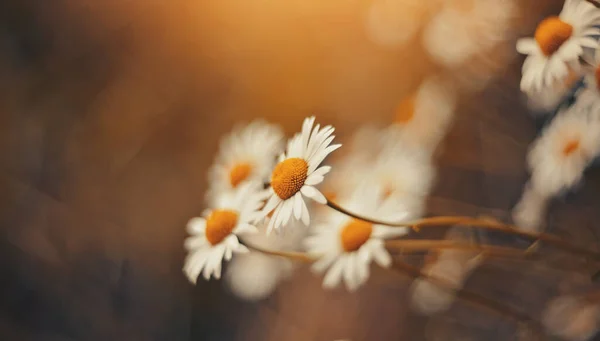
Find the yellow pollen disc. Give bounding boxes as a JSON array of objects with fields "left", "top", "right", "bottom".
[
  {"left": 229, "top": 162, "right": 252, "bottom": 188},
  {"left": 271, "top": 158, "right": 308, "bottom": 200},
  {"left": 205, "top": 209, "right": 239, "bottom": 245},
  {"left": 534, "top": 16, "right": 573, "bottom": 56},
  {"left": 562, "top": 139, "right": 580, "bottom": 156},
  {"left": 340, "top": 219, "right": 373, "bottom": 252},
  {"left": 395, "top": 94, "right": 416, "bottom": 125}
]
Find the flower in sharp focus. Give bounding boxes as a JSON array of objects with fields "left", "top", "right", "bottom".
[
  {"left": 422, "top": 0, "right": 516, "bottom": 68},
  {"left": 183, "top": 182, "right": 267, "bottom": 282},
  {"left": 207, "top": 120, "right": 284, "bottom": 206},
  {"left": 260, "top": 116, "right": 341, "bottom": 233},
  {"left": 517, "top": 0, "right": 600, "bottom": 93},
  {"left": 304, "top": 184, "right": 409, "bottom": 291},
  {"left": 385, "top": 76, "right": 457, "bottom": 155},
  {"left": 527, "top": 105, "right": 600, "bottom": 198}
]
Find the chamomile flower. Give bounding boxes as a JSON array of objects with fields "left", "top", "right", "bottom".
[
  {"left": 183, "top": 182, "right": 267, "bottom": 282},
  {"left": 517, "top": 0, "right": 600, "bottom": 93},
  {"left": 225, "top": 220, "right": 305, "bottom": 301},
  {"left": 527, "top": 105, "right": 600, "bottom": 197},
  {"left": 260, "top": 117, "right": 341, "bottom": 232},
  {"left": 370, "top": 146, "right": 435, "bottom": 218},
  {"left": 207, "top": 120, "right": 284, "bottom": 206},
  {"left": 385, "top": 77, "right": 458, "bottom": 155},
  {"left": 542, "top": 295, "right": 600, "bottom": 341},
  {"left": 322, "top": 125, "right": 384, "bottom": 203},
  {"left": 305, "top": 184, "right": 409, "bottom": 291},
  {"left": 423, "top": 0, "right": 516, "bottom": 68}
]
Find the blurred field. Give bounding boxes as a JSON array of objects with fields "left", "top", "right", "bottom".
[{"left": 3, "top": 0, "right": 600, "bottom": 340}]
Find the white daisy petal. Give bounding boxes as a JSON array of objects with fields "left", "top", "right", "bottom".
[
  {"left": 323, "top": 257, "right": 346, "bottom": 289},
  {"left": 301, "top": 185, "right": 327, "bottom": 204}
]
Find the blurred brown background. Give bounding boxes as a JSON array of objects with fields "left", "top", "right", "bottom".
[{"left": 1, "top": 0, "right": 599, "bottom": 340}]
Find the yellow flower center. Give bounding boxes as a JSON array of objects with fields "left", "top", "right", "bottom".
[
  {"left": 205, "top": 209, "right": 239, "bottom": 245},
  {"left": 534, "top": 16, "right": 573, "bottom": 56},
  {"left": 395, "top": 94, "right": 416, "bottom": 125},
  {"left": 271, "top": 158, "right": 308, "bottom": 200},
  {"left": 229, "top": 162, "right": 252, "bottom": 188},
  {"left": 340, "top": 219, "right": 373, "bottom": 252},
  {"left": 562, "top": 139, "right": 580, "bottom": 156}
]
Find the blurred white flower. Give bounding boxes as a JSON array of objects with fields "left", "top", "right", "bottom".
[
  {"left": 385, "top": 76, "right": 458, "bottom": 155},
  {"left": 225, "top": 221, "right": 304, "bottom": 301},
  {"left": 542, "top": 295, "right": 600, "bottom": 341},
  {"left": 527, "top": 105, "right": 600, "bottom": 197},
  {"left": 207, "top": 120, "right": 284, "bottom": 206},
  {"left": 517, "top": 0, "right": 600, "bottom": 93},
  {"left": 322, "top": 125, "right": 384, "bottom": 203},
  {"left": 411, "top": 227, "right": 482, "bottom": 315},
  {"left": 423, "top": 0, "right": 516, "bottom": 68},
  {"left": 365, "top": 0, "right": 437, "bottom": 48},
  {"left": 183, "top": 182, "right": 267, "bottom": 282},
  {"left": 525, "top": 73, "right": 581, "bottom": 113},
  {"left": 410, "top": 259, "right": 462, "bottom": 315},
  {"left": 370, "top": 146, "right": 436, "bottom": 218},
  {"left": 512, "top": 182, "right": 550, "bottom": 232},
  {"left": 305, "top": 184, "right": 409, "bottom": 291},
  {"left": 260, "top": 116, "right": 341, "bottom": 233}
]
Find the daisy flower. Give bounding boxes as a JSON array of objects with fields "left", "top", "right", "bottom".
[
  {"left": 304, "top": 184, "right": 409, "bottom": 291},
  {"left": 542, "top": 295, "right": 600, "bottom": 341},
  {"left": 527, "top": 105, "right": 600, "bottom": 198},
  {"left": 370, "top": 146, "right": 435, "bottom": 218},
  {"left": 260, "top": 116, "right": 341, "bottom": 232},
  {"left": 183, "top": 182, "right": 267, "bottom": 282},
  {"left": 517, "top": 0, "right": 600, "bottom": 93},
  {"left": 385, "top": 76, "right": 458, "bottom": 155},
  {"left": 206, "top": 120, "right": 284, "bottom": 206},
  {"left": 322, "top": 125, "right": 384, "bottom": 203},
  {"left": 422, "top": 0, "right": 516, "bottom": 68},
  {"left": 225, "top": 220, "right": 305, "bottom": 301}
]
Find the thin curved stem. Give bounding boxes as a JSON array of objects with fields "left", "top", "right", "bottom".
[
  {"left": 243, "top": 241, "right": 315, "bottom": 263},
  {"left": 391, "top": 259, "right": 544, "bottom": 332},
  {"left": 385, "top": 240, "right": 533, "bottom": 258},
  {"left": 326, "top": 200, "right": 600, "bottom": 261}
]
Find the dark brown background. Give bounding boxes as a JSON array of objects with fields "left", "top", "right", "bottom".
[{"left": 1, "top": 0, "right": 599, "bottom": 340}]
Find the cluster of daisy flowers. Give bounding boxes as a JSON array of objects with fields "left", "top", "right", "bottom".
[
  {"left": 365, "top": 0, "right": 517, "bottom": 92},
  {"left": 512, "top": 0, "right": 600, "bottom": 232},
  {"left": 183, "top": 115, "right": 439, "bottom": 298}
]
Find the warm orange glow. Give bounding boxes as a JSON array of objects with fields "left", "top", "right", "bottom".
[{"left": 395, "top": 94, "right": 416, "bottom": 125}]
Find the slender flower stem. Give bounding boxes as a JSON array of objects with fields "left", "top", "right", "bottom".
[
  {"left": 326, "top": 200, "right": 600, "bottom": 261},
  {"left": 243, "top": 241, "right": 315, "bottom": 263},
  {"left": 391, "top": 259, "right": 544, "bottom": 332},
  {"left": 386, "top": 240, "right": 534, "bottom": 258}
]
